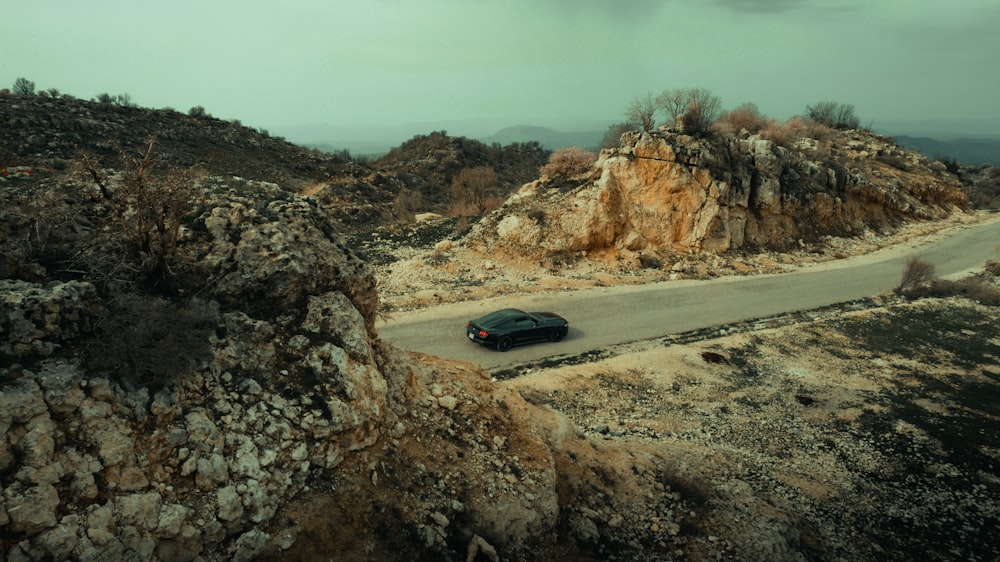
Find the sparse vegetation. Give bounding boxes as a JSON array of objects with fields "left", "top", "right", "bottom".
[
  {"left": 74, "top": 137, "right": 201, "bottom": 292},
  {"left": 657, "top": 88, "right": 722, "bottom": 135},
  {"left": 450, "top": 166, "right": 498, "bottom": 215},
  {"left": 898, "top": 256, "right": 936, "bottom": 291},
  {"left": 897, "top": 256, "right": 1000, "bottom": 304},
  {"left": 626, "top": 93, "right": 658, "bottom": 133},
  {"left": 393, "top": 188, "right": 423, "bottom": 222},
  {"left": 526, "top": 208, "right": 545, "bottom": 223},
  {"left": 540, "top": 147, "right": 597, "bottom": 179},
  {"left": 806, "top": 101, "right": 860, "bottom": 130},
  {"left": 714, "top": 102, "right": 772, "bottom": 135},
  {"left": 86, "top": 294, "right": 217, "bottom": 388}
]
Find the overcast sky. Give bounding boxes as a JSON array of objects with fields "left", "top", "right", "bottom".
[{"left": 3, "top": 0, "right": 999, "bottom": 142}]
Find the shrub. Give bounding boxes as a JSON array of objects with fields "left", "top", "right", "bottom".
[
  {"left": 714, "top": 102, "right": 772, "bottom": 135},
  {"left": 985, "top": 260, "right": 1000, "bottom": 276},
  {"left": 540, "top": 147, "right": 597, "bottom": 179},
  {"left": 188, "top": 105, "right": 208, "bottom": 118},
  {"left": 898, "top": 256, "right": 936, "bottom": 291},
  {"left": 87, "top": 294, "right": 217, "bottom": 389},
  {"left": 451, "top": 166, "right": 498, "bottom": 215},
  {"left": 393, "top": 188, "right": 423, "bottom": 222},
  {"left": 526, "top": 208, "right": 545, "bottom": 223},
  {"left": 638, "top": 253, "right": 663, "bottom": 269},
  {"left": 805, "top": 101, "right": 860, "bottom": 129},
  {"left": 760, "top": 117, "right": 835, "bottom": 147},
  {"left": 75, "top": 137, "right": 200, "bottom": 291}
]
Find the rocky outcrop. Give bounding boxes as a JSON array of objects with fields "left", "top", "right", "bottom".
[
  {"left": 468, "top": 129, "right": 968, "bottom": 257},
  {"left": 0, "top": 174, "right": 582, "bottom": 560},
  {"left": 0, "top": 177, "right": 402, "bottom": 559}
]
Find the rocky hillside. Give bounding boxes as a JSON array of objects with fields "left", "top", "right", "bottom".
[
  {"left": 467, "top": 128, "right": 969, "bottom": 260},
  {"left": 0, "top": 95, "right": 547, "bottom": 230},
  {"left": 373, "top": 130, "right": 549, "bottom": 207},
  {"left": 2, "top": 95, "right": 998, "bottom": 561}
]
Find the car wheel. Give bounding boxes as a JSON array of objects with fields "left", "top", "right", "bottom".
[
  {"left": 548, "top": 327, "right": 565, "bottom": 342},
  {"left": 496, "top": 337, "right": 513, "bottom": 352}
]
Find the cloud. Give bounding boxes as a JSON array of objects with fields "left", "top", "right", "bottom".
[
  {"left": 523, "top": 0, "right": 671, "bottom": 22},
  {"left": 711, "top": 0, "right": 850, "bottom": 14}
]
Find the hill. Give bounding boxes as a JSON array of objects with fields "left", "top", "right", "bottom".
[
  {"left": 372, "top": 130, "right": 549, "bottom": 209},
  {"left": 478, "top": 125, "right": 604, "bottom": 151},
  {"left": 0, "top": 95, "right": 550, "bottom": 230},
  {"left": 893, "top": 134, "right": 1000, "bottom": 166},
  {"left": 2, "top": 93, "right": 999, "bottom": 561}
]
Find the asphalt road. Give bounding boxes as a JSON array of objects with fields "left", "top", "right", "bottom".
[{"left": 376, "top": 216, "right": 1000, "bottom": 370}]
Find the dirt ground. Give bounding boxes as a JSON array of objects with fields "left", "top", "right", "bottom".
[{"left": 275, "top": 212, "right": 999, "bottom": 561}]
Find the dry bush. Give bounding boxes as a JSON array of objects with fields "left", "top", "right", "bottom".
[
  {"left": 806, "top": 101, "right": 860, "bottom": 129},
  {"left": 898, "top": 256, "right": 936, "bottom": 291},
  {"left": 451, "top": 166, "right": 498, "bottom": 215},
  {"left": 87, "top": 294, "right": 217, "bottom": 389},
  {"left": 526, "top": 208, "right": 545, "bottom": 223},
  {"left": 540, "top": 147, "right": 597, "bottom": 179},
  {"left": 714, "top": 103, "right": 773, "bottom": 135},
  {"left": 905, "top": 277, "right": 1000, "bottom": 305},
  {"left": 75, "top": 137, "right": 201, "bottom": 291},
  {"left": 638, "top": 253, "right": 663, "bottom": 269},
  {"left": 985, "top": 260, "right": 1000, "bottom": 276},
  {"left": 760, "top": 117, "right": 835, "bottom": 147},
  {"left": 393, "top": 188, "right": 422, "bottom": 222}
]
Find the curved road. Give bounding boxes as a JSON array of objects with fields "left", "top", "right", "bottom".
[{"left": 376, "top": 217, "right": 1000, "bottom": 371}]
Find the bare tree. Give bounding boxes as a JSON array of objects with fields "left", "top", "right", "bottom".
[
  {"left": 12, "top": 77, "right": 35, "bottom": 96},
  {"left": 451, "top": 166, "right": 498, "bottom": 215},
  {"left": 76, "top": 137, "right": 200, "bottom": 288},
  {"left": 627, "top": 93, "right": 658, "bottom": 132},
  {"left": 657, "top": 88, "right": 721, "bottom": 135},
  {"left": 601, "top": 122, "right": 638, "bottom": 149}
]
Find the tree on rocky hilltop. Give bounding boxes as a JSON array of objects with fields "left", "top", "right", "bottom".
[
  {"left": 627, "top": 93, "right": 658, "bottom": 132},
  {"left": 12, "top": 77, "right": 35, "bottom": 96},
  {"left": 657, "top": 88, "right": 722, "bottom": 135}
]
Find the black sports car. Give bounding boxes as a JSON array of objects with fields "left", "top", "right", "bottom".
[{"left": 466, "top": 308, "right": 569, "bottom": 351}]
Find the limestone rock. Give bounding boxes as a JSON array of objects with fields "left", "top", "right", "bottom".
[{"left": 468, "top": 129, "right": 967, "bottom": 257}]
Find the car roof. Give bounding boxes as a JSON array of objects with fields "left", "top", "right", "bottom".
[{"left": 476, "top": 308, "right": 529, "bottom": 324}]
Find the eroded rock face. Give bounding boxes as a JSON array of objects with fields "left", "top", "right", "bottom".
[
  {"left": 469, "top": 129, "right": 968, "bottom": 257},
  {"left": 0, "top": 178, "right": 408, "bottom": 560}
]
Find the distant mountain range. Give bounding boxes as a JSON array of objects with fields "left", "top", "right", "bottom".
[
  {"left": 477, "top": 125, "right": 603, "bottom": 151},
  {"left": 892, "top": 135, "right": 998, "bottom": 166}
]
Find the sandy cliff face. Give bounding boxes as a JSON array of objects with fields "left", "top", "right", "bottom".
[{"left": 469, "top": 129, "right": 968, "bottom": 257}]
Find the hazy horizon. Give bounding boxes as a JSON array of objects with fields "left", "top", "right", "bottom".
[{"left": 4, "top": 0, "right": 999, "bottom": 147}]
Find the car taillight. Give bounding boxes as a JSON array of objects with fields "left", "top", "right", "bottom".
[
  {"left": 478, "top": 330, "right": 488, "bottom": 338},
  {"left": 466, "top": 322, "right": 471, "bottom": 328}
]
